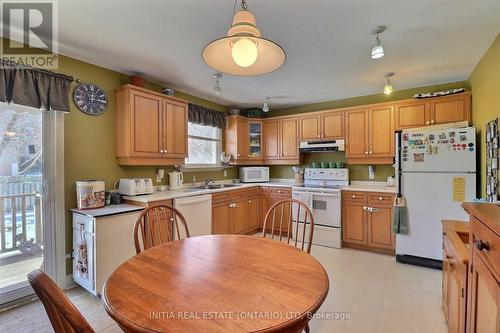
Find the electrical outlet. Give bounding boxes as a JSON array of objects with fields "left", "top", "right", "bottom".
[{"left": 223, "top": 170, "right": 227, "bottom": 177}]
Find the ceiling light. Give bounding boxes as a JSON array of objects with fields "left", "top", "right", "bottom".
[
  {"left": 371, "top": 26, "right": 386, "bottom": 59},
  {"left": 202, "top": 0, "right": 286, "bottom": 76},
  {"left": 212, "top": 73, "right": 222, "bottom": 96},
  {"left": 262, "top": 97, "right": 270, "bottom": 112},
  {"left": 383, "top": 72, "right": 394, "bottom": 95}
]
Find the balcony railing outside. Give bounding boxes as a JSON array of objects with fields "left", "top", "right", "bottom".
[{"left": 0, "top": 193, "right": 42, "bottom": 254}]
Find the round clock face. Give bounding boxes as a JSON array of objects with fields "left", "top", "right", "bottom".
[{"left": 73, "top": 84, "right": 107, "bottom": 115}]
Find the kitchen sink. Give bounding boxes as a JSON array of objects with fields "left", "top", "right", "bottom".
[{"left": 192, "top": 184, "right": 242, "bottom": 190}]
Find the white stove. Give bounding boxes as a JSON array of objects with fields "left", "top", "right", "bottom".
[{"left": 292, "top": 168, "right": 348, "bottom": 248}]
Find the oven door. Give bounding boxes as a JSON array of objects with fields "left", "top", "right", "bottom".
[{"left": 311, "top": 192, "right": 341, "bottom": 227}]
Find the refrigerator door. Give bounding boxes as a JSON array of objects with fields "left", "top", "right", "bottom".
[
  {"left": 401, "top": 127, "right": 476, "bottom": 172},
  {"left": 396, "top": 172, "right": 476, "bottom": 260}
]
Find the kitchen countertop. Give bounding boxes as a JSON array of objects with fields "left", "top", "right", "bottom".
[
  {"left": 342, "top": 181, "right": 397, "bottom": 194},
  {"left": 70, "top": 204, "right": 144, "bottom": 218},
  {"left": 124, "top": 180, "right": 295, "bottom": 204}
]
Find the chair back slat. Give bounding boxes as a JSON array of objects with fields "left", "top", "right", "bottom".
[
  {"left": 262, "top": 199, "right": 315, "bottom": 253},
  {"left": 27, "top": 269, "right": 95, "bottom": 333},
  {"left": 133, "top": 204, "right": 190, "bottom": 254}
]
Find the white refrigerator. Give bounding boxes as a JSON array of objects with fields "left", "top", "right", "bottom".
[{"left": 395, "top": 126, "right": 477, "bottom": 266}]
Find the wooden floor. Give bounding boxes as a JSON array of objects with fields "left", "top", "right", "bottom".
[{"left": 0, "top": 245, "right": 447, "bottom": 333}]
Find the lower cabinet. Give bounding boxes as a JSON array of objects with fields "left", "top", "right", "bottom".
[
  {"left": 441, "top": 224, "right": 469, "bottom": 333},
  {"left": 211, "top": 186, "right": 291, "bottom": 236},
  {"left": 211, "top": 188, "right": 260, "bottom": 235},
  {"left": 342, "top": 191, "right": 395, "bottom": 254}
]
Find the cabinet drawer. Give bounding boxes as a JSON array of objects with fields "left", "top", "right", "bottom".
[
  {"left": 269, "top": 187, "right": 291, "bottom": 197},
  {"left": 342, "top": 191, "right": 366, "bottom": 203},
  {"left": 212, "top": 192, "right": 230, "bottom": 205},
  {"left": 471, "top": 216, "right": 500, "bottom": 276},
  {"left": 246, "top": 187, "right": 259, "bottom": 197},
  {"left": 229, "top": 189, "right": 248, "bottom": 200},
  {"left": 369, "top": 193, "right": 394, "bottom": 207}
]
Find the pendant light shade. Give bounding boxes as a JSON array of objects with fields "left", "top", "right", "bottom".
[
  {"left": 383, "top": 72, "right": 394, "bottom": 95},
  {"left": 371, "top": 26, "right": 386, "bottom": 59},
  {"left": 371, "top": 37, "right": 384, "bottom": 59},
  {"left": 202, "top": 1, "right": 286, "bottom": 76}
]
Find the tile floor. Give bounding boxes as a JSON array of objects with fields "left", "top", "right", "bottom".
[{"left": 0, "top": 244, "right": 447, "bottom": 333}]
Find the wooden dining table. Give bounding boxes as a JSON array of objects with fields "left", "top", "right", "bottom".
[{"left": 102, "top": 235, "right": 329, "bottom": 333}]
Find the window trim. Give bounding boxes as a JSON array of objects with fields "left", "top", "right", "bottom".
[{"left": 184, "top": 122, "right": 222, "bottom": 168}]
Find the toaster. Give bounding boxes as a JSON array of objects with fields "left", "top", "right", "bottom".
[{"left": 118, "top": 178, "right": 154, "bottom": 196}]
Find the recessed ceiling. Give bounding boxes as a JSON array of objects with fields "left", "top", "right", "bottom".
[{"left": 32, "top": 1, "right": 500, "bottom": 108}]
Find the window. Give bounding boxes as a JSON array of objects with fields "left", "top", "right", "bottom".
[{"left": 185, "top": 123, "right": 222, "bottom": 167}]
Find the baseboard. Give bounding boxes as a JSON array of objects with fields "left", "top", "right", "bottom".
[
  {"left": 396, "top": 254, "right": 442, "bottom": 270},
  {"left": 342, "top": 242, "right": 395, "bottom": 256}
]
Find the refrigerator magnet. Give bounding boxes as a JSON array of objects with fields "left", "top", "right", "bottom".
[{"left": 414, "top": 153, "right": 425, "bottom": 162}]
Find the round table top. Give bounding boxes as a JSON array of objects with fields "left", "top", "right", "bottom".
[{"left": 102, "top": 235, "right": 329, "bottom": 333}]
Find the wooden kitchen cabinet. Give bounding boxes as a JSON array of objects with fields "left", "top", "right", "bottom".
[
  {"left": 431, "top": 93, "right": 471, "bottom": 125},
  {"left": 395, "top": 100, "right": 430, "bottom": 130},
  {"left": 247, "top": 194, "right": 260, "bottom": 233},
  {"left": 115, "top": 85, "right": 188, "bottom": 165},
  {"left": 299, "top": 114, "right": 321, "bottom": 140},
  {"left": 299, "top": 111, "right": 343, "bottom": 141},
  {"left": 266, "top": 187, "right": 292, "bottom": 234},
  {"left": 230, "top": 197, "right": 248, "bottom": 234},
  {"left": 263, "top": 117, "right": 300, "bottom": 164},
  {"left": 212, "top": 192, "right": 231, "bottom": 234},
  {"left": 345, "top": 106, "right": 394, "bottom": 164},
  {"left": 345, "top": 109, "right": 369, "bottom": 159},
  {"left": 462, "top": 203, "right": 500, "bottom": 333},
  {"left": 321, "top": 110, "right": 344, "bottom": 139},
  {"left": 441, "top": 220, "right": 470, "bottom": 333},
  {"left": 342, "top": 191, "right": 395, "bottom": 254},
  {"left": 225, "top": 116, "right": 249, "bottom": 163}
]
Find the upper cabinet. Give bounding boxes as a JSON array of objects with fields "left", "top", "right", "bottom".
[
  {"left": 395, "top": 92, "right": 471, "bottom": 130},
  {"left": 345, "top": 106, "right": 394, "bottom": 164},
  {"left": 431, "top": 93, "right": 471, "bottom": 125},
  {"left": 225, "top": 116, "right": 249, "bottom": 162},
  {"left": 115, "top": 85, "right": 188, "bottom": 165},
  {"left": 299, "top": 110, "right": 344, "bottom": 140},
  {"left": 267, "top": 117, "right": 300, "bottom": 161}
]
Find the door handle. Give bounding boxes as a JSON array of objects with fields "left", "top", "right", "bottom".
[{"left": 370, "top": 207, "right": 380, "bottom": 213}]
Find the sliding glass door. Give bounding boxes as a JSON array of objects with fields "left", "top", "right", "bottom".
[{"left": 0, "top": 102, "right": 52, "bottom": 304}]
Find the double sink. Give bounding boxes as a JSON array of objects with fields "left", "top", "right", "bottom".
[{"left": 184, "top": 183, "right": 242, "bottom": 192}]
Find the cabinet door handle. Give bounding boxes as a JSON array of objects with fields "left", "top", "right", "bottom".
[
  {"left": 164, "top": 149, "right": 168, "bottom": 153},
  {"left": 369, "top": 150, "right": 373, "bottom": 154},
  {"left": 430, "top": 120, "right": 435, "bottom": 124},
  {"left": 365, "top": 151, "right": 368, "bottom": 155},
  {"left": 160, "top": 149, "right": 164, "bottom": 153},
  {"left": 426, "top": 121, "right": 430, "bottom": 125},
  {"left": 248, "top": 200, "right": 252, "bottom": 203},
  {"left": 317, "top": 134, "right": 320, "bottom": 138},
  {"left": 352, "top": 195, "right": 356, "bottom": 198},
  {"left": 378, "top": 197, "right": 383, "bottom": 201},
  {"left": 475, "top": 239, "right": 489, "bottom": 252},
  {"left": 278, "top": 191, "right": 282, "bottom": 194},
  {"left": 237, "top": 154, "right": 240, "bottom": 157}
]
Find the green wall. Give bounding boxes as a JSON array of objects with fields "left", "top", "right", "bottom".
[
  {"left": 268, "top": 81, "right": 471, "bottom": 180},
  {"left": 269, "top": 81, "right": 470, "bottom": 117},
  {"left": 468, "top": 32, "right": 500, "bottom": 198},
  {"left": 53, "top": 54, "right": 237, "bottom": 273},
  {"left": 269, "top": 151, "right": 395, "bottom": 181}
]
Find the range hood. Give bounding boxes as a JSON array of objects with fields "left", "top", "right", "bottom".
[{"left": 299, "top": 140, "right": 345, "bottom": 153}]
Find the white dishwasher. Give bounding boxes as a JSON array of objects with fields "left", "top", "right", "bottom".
[{"left": 174, "top": 194, "right": 212, "bottom": 237}]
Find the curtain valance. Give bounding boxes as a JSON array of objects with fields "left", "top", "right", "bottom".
[
  {"left": 188, "top": 103, "right": 226, "bottom": 129},
  {"left": 0, "top": 59, "right": 73, "bottom": 112}
]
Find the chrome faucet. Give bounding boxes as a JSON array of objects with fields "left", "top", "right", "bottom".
[{"left": 204, "top": 177, "right": 215, "bottom": 186}]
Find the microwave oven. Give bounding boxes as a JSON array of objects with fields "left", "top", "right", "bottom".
[{"left": 239, "top": 167, "right": 269, "bottom": 183}]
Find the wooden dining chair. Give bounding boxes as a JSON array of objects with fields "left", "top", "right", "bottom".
[
  {"left": 262, "top": 199, "right": 315, "bottom": 253},
  {"left": 27, "top": 269, "right": 95, "bottom": 333},
  {"left": 133, "top": 204, "right": 190, "bottom": 253}
]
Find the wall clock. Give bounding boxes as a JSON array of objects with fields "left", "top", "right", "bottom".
[{"left": 73, "top": 83, "right": 108, "bottom": 115}]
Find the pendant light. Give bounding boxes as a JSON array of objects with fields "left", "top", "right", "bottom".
[
  {"left": 202, "top": 0, "right": 286, "bottom": 76},
  {"left": 262, "top": 97, "right": 270, "bottom": 112},
  {"left": 371, "top": 26, "right": 386, "bottom": 59},
  {"left": 383, "top": 72, "right": 394, "bottom": 95},
  {"left": 212, "top": 73, "right": 222, "bottom": 96}
]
